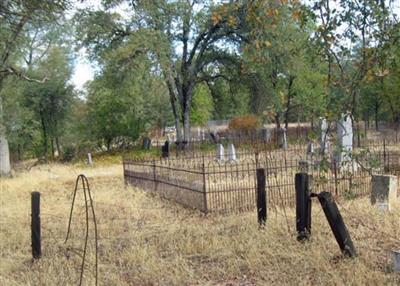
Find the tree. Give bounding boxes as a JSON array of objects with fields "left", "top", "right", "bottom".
[
  {"left": 76, "top": 0, "right": 248, "bottom": 144},
  {"left": 24, "top": 47, "right": 74, "bottom": 159},
  {"left": 0, "top": 0, "right": 70, "bottom": 176},
  {"left": 242, "top": 1, "right": 325, "bottom": 129}
]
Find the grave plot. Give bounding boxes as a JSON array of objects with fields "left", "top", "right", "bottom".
[{"left": 123, "top": 137, "right": 400, "bottom": 213}]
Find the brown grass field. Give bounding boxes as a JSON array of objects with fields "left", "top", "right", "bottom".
[{"left": 1, "top": 162, "right": 399, "bottom": 285}]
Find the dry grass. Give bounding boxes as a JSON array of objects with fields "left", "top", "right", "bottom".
[{"left": 1, "top": 163, "right": 399, "bottom": 285}]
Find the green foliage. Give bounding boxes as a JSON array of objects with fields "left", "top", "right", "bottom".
[{"left": 190, "top": 83, "right": 213, "bottom": 126}]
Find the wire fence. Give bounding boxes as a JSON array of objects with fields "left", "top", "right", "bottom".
[{"left": 123, "top": 140, "right": 400, "bottom": 213}]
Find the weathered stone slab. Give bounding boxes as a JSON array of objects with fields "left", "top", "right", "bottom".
[{"left": 371, "top": 175, "right": 398, "bottom": 211}]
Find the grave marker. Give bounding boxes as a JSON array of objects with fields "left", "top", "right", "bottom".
[
  {"left": 320, "top": 118, "right": 328, "bottom": 154},
  {"left": 227, "top": 143, "right": 236, "bottom": 161},
  {"left": 87, "top": 153, "right": 93, "bottom": 166},
  {"left": 278, "top": 128, "right": 287, "bottom": 149},
  {"left": 371, "top": 175, "right": 398, "bottom": 211},
  {"left": 216, "top": 144, "right": 224, "bottom": 160},
  {"left": 335, "top": 114, "right": 354, "bottom": 171},
  {"left": 142, "top": 137, "right": 151, "bottom": 150},
  {"left": 161, "top": 141, "right": 169, "bottom": 158}
]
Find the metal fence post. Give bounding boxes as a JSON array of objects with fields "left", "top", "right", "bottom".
[
  {"left": 317, "top": 191, "right": 357, "bottom": 257},
  {"left": 153, "top": 159, "right": 157, "bottom": 191},
  {"left": 31, "top": 192, "right": 41, "bottom": 259},
  {"left": 256, "top": 168, "right": 267, "bottom": 226},
  {"left": 295, "top": 173, "right": 311, "bottom": 241}
]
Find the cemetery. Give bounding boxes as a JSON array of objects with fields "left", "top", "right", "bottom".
[
  {"left": 1, "top": 1, "right": 400, "bottom": 285},
  {"left": 124, "top": 116, "right": 400, "bottom": 213}
]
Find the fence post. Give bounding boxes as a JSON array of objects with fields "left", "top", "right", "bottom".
[
  {"left": 317, "top": 191, "right": 356, "bottom": 257},
  {"left": 31, "top": 192, "right": 41, "bottom": 259},
  {"left": 202, "top": 155, "right": 208, "bottom": 213},
  {"left": 333, "top": 159, "right": 338, "bottom": 196},
  {"left": 152, "top": 159, "right": 157, "bottom": 191},
  {"left": 295, "top": 173, "right": 311, "bottom": 241},
  {"left": 383, "top": 139, "right": 386, "bottom": 170},
  {"left": 256, "top": 168, "right": 267, "bottom": 227}
]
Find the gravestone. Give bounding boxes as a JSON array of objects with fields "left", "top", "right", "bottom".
[
  {"left": 87, "top": 153, "right": 93, "bottom": 166},
  {"left": 335, "top": 114, "right": 354, "bottom": 171},
  {"left": 278, "top": 128, "right": 287, "bottom": 149},
  {"left": 227, "top": 143, "right": 236, "bottom": 161},
  {"left": 142, "top": 137, "right": 151, "bottom": 150},
  {"left": 161, "top": 141, "right": 169, "bottom": 158},
  {"left": 307, "top": 141, "right": 314, "bottom": 155},
  {"left": 371, "top": 175, "right": 398, "bottom": 211},
  {"left": 320, "top": 118, "right": 329, "bottom": 154},
  {"left": 210, "top": 132, "right": 219, "bottom": 144},
  {"left": 261, "top": 127, "right": 271, "bottom": 143},
  {"left": 393, "top": 250, "right": 400, "bottom": 272},
  {"left": 201, "top": 129, "right": 205, "bottom": 140},
  {"left": 216, "top": 144, "right": 224, "bottom": 160}
]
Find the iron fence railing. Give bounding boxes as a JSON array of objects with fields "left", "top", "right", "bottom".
[{"left": 123, "top": 140, "right": 399, "bottom": 213}]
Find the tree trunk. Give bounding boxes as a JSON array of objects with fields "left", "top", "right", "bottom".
[
  {"left": 0, "top": 96, "right": 11, "bottom": 176},
  {"left": 374, "top": 101, "right": 379, "bottom": 131},
  {"left": 51, "top": 138, "right": 55, "bottom": 159},
  {"left": 55, "top": 136, "right": 61, "bottom": 157},
  {"left": 40, "top": 112, "right": 48, "bottom": 160}
]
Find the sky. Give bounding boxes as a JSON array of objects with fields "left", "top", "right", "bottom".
[{"left": 70, "top": 0, "right": 400, "bottom": 91}]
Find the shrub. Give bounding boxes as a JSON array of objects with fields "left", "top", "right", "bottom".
[
  {"left": 228, "top": 115, "right": 260, "bottom": 132},
  {"left": 62, "top": 145, "right": 76, "bottom": 162}
]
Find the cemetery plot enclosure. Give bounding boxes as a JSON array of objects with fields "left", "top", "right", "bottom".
[{"left": 123, "top": 141, "right": 400, "bottom": 213}]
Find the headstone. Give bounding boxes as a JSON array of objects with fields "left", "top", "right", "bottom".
[
  {"left": 227, "top": 143, "right": 236, "bottom": 161},
  {"left": 216, "top": 144, "right": 224, "bottom": 160},
  {"left": 393, "top": 250, "right": 400, "bottom": 272},
  {"left": 371, "top": 175, "right": 398, "bottom": 211},
  {"left": 320, "top": 118, "right": 329, "bottom": 154},
  {"left": 335, "top": 114, "right": 354, "bottom": 171},
  {"left": 161, "top": 141, "right": 169, "bottom": 158},
  {"left": 261, "top": 127, "right": 271, "bottom": 143},
  {"left": 197, "top": 127, "right": 201, "bottom": 139},
  {"left": 87, "top": 153, "right": 93, "bottom": 166},
  {"left": 307, "top": 141, "right": 314, "bottom": 155},
  {"left": 210, "top": 132, "right": 219, "bottom": 144},
  {"left": 278, "top": 128, "right": 287, "bottom": 149},
  {"left": 142, "top": 137, "right": 151, "bottom": 150},
  {"left": 201, "top": 129, "right": 205, "bottom": 140}
]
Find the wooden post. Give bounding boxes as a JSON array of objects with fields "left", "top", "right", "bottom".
[
  {"left": 295, "top": 173, "right": 312, "bottom": 241},
  {"left": 31, "top": 192, "right": 41, "bottom": 259},
  {"left": 317, "top": 191, "right": 357, "bottom": 257},
  {"left": 256, "top": 168, "right": 267, "bottom": 226}
]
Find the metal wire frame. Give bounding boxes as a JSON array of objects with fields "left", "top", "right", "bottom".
[{"left": 65, "top": 174, "right": 98, "bottom": 286}]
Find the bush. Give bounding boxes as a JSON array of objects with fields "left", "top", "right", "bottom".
[
  {"left": 62, "top": 145, "right": 76, "bottom": 162},
  {"left": 228, "top": 115, "right": 260, "bottom": 132}
]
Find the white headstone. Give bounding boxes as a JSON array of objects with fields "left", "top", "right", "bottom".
[
  {"left": 320, "top": 117, "right": 328, "bottom": 154},
  {"left": 87, "top": 153, "right": 93, "bottom": 166},
  {"left": 278, "top": 128, "right": 287, "bottom": 149},
  {"left": 282, "top": 128, "right": 288, "bottom": 149},
  {"left": 227, "top": 143, "right": 236, "bottom": 161},
  {"left": 335, "top": 114, "right": 354, "bottom": 171},
  {"left": 307, "top": 141, "right": 314, "bottom": 155},
  {"left": 216, "top": 144, "right": 224, "bottom": 160},
  {"left": 201, "top": 129, "right": 205, "bottom": 140},
  {"left": 197, "top": 127, "right": 201, "bottom": 139}
]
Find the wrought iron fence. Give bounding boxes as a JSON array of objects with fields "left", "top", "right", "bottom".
[{"left": 123, "top": 140, "right": 399, "bottom": 213}]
